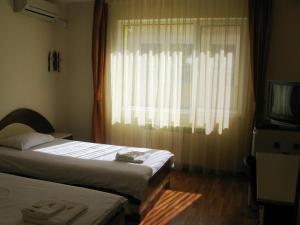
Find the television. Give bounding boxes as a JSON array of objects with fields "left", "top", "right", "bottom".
[{"left": 266, "top": 80, "right": 300, "bottom": 129}]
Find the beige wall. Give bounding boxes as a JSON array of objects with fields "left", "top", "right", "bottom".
[
  {"left": 56, "top": 2, "right": 94, "bottom": 141},
  {"left": 0, "top": 0, "right": 94, "bottom": 141},
  {"left": 2, "top": 0, "right": 298, "bottom": 141},
  {"left": 264, "top": 1, "right": 300, "bottom": 221},
  {"left": 57, "top": 0, "right": 300, "bottom": 140},
  {"left": 0, "top": 0, "right": 67, "bottom": 127},
  {"left": 267, "top": 0, "right": 300, "bottom": 81}
]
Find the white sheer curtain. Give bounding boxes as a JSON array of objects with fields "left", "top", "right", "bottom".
[{"left": 106, "top": 0, "right": 254, "bottom": 173}]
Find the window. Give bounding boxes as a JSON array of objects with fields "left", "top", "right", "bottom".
[{"left": 110, "top": 18, "right": 247, "bottom": 134}]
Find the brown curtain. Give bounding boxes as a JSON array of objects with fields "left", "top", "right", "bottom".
[
  {"left": 248, "top": 0, "right": 273, "bottom": 123},
  {"left": 247, "top": 0, "right": 273, "bottom": 205},
  {"left": 92, "top": 0, "right": 108, "bottom": 143}
]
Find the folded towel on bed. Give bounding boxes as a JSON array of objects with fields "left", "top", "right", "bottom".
[
  {"left": 22, "top": 200, "right": 65, "bottom": 219},
  {"left": 115, "top": 150, "right": 151, "bottom": 163},
  {"left": 22, "top": 201, "right": 88, "bottom": 225},
  {"left": 47, "top": 202, "right": 88, "bottom": 225}
]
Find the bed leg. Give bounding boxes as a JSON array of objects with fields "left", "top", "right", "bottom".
[{"left": 165, "top": 175, "right": 171, "bottom": 189}]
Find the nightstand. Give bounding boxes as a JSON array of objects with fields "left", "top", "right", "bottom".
[{"left": 50, "top": 132, "right": 73, "bottom": 140}]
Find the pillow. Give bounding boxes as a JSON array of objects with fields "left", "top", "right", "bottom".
[{"left": 0, "top": 132, "right": 54, "bottom": 150}]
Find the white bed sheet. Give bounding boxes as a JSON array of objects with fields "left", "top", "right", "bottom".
[
  {"left": 0, "top": 139, "right": 174, "bottom": 200},
  {"left": 0, "top": 172, "right": 127, "bottom": 225}
]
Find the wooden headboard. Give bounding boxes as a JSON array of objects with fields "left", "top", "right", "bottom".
[{"left": 0, "top": 108, "right": 55, "bottom": 133}]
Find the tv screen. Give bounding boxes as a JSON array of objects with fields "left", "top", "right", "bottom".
[{"left": 267, "top": 81, "right": 300, "bottom": 126}]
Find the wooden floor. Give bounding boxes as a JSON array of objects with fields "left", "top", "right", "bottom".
[{"left": 157, "top": 171, "right": 258, "bottom": 225}]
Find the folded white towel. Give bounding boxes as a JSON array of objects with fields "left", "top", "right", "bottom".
[
  {"left": 48, "top": 202, "right": 88, "bottom": 225},
  {"left": 22, "top": 200, "right": 65, "bottom": 219},
  {"left": 22, "top": 201, "right": 88, "bottom": 225},
  {"left": 116, "top": 150, "right": 151, "bottom": 163}
]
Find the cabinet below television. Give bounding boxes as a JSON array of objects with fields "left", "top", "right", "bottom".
[
  {"left": 256, "top": 152, "right": 299, "bottom": 204},
  {"left": 253, "top": 129, "right": 300, "bottom": 225}
]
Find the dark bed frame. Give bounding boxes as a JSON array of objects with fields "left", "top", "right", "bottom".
[
  {"left": 0, "top": 108, "right": 171, "bottom": 223},
  {"left": 0, "top": 108, "right": 54, "bottom": 133}
]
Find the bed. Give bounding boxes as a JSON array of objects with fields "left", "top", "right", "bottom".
[
  {"left": 0, "top": 108, "right": 174, "bottom": 221},
  {"left": 0, "top": 172, "right": 127, "bottom": 225}
]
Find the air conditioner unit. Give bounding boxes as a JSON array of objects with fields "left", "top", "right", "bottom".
[{"left": 13, "top": 0, "right": 67, "bottom": 27}]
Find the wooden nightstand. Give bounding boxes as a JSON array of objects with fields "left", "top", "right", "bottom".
[{"left": 50, "top": 132, "right": 73, "bottom": 140}]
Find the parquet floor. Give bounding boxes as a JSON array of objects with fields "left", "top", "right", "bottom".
[{"left": 144, "top": 171, "right": 258, "bottom": 225}]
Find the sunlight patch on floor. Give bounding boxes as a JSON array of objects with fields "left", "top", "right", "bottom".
[{"left": 140, "top": 190, "right": 202, "bottom": 225}]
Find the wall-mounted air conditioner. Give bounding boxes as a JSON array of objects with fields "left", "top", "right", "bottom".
[{"left": 13, "top": 0, "right": 67, "bottom": 28}]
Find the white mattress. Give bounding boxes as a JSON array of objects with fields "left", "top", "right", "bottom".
[
  {"left": 0, "top": 172, "right": 127, "bottom": 225},
  {"left": 0, "top": 139, "right": 173, "bottom": 200}
]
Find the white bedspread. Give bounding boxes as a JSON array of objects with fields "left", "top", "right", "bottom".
[
  {"left": 0, "top": 139, "right": 174, "bottom": 200},
  {"left": 0, "top": 172, "right": 127, "bottom": 225}
]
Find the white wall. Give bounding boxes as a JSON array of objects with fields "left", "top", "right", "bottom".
[
  {"left": 264, "top": 1, "right": 300, "bottom": 222},
  {"left": 0, "top": 0, "right": 93, "bottom": 141},
  {"left": 3, "top": 0, "right": 298, "bottom": 141},
  {"left": 57, "top": 0, "right": 300, "bottom": 141},
  {"left": 267, "top": 0, "right": 300, "bottom": 81},
  {"left": 0, "top": 0, "right": 67, "bottom": 127},
  {"left": 56, "top": 2, "right": 94, "bottom": 141}
]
